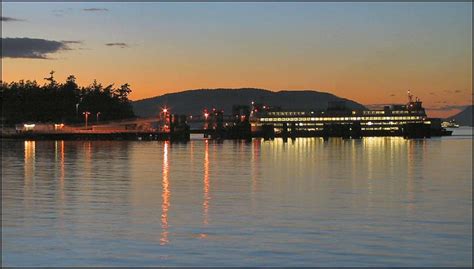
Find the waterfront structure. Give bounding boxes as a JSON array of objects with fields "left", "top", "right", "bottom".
[
  {"left": 5, "top": 91, "right": 451, "bottom": 140},
  {"left": 250, "top": 91, "right": 450, "bottom": 138}
]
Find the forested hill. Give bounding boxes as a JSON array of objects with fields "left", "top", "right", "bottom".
[
  {"left": 133, "top": 88, "right": 366, "bottom": 117},
  {"left": 446, "top": 105, "right": 473, "bottom": 126}
]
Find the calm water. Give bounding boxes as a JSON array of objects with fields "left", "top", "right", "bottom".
[{"left": 2, "top": 128, "right": 472, "bottom": 266}]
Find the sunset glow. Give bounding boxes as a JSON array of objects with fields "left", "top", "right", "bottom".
[{"left": 2, "top": 2, "right": 472, "bottom": 117}]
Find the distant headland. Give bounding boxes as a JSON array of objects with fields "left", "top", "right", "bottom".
[{"left": 132, "top": 88, "right": 366, "bottom": 117}]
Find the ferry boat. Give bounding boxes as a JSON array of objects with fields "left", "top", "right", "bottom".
[{"left": 250, "top": 91, "right": 452, "bottom": 138}]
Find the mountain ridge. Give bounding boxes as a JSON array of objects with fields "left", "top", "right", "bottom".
[
  {"left": 132, "top": 88, "right": 367, "bottom": 117},
  {"left": 446, "top": 105, "right": 473, "bottom": 126}
]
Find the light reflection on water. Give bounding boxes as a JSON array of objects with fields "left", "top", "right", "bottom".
[
  {"left": 203, "top": 140, "right": 210, "bottom": 226},
  {"left": 160, "top": 141, "right": 170, "bottom": 246},
  {"left": 1, "top": 131, "right": 472, "bottom": 267}
]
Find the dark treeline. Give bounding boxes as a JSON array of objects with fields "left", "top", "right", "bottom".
[{"left": 1, "top": 74, "right": 135, "bottom": 125}]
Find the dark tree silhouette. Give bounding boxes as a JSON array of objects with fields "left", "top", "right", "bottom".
[{"left": 1, "top": 73, "right": 135, "bottom": 125}]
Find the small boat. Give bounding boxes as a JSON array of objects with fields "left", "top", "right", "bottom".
[{"left": 441, "top": 120, "right": 460, "bottom": 128}]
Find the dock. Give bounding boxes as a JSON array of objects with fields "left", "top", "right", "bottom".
[{"left": 2, "top": 97, "right": 453, "bottom": 141}]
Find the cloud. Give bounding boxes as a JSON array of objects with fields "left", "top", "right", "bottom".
[
  {"left": 367, "top": 101, "right": 470, "bottom": 112},
  {"left": 105, "top": 42, "right": 129, "bottom": 48},
  {"left": 427, "top": 104, "right": 470, "bottom": 111},
  {"left": 62, "top": 40, "right": 83, "bottom": 45},
  {"left": 83, "top": 8, "right": 108, "bottom": 12},
  {"left": 1, "top": 37, "right": 79, "bottom": 59},
  {"left": 389, "top": 94, "right": 396, "bottom": 97},
  {"left": 1, "top": 16, "right": 23, "bottom": 22}
]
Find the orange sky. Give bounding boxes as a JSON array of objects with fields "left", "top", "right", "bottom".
[
  {"left": 3, "top": 52, "right": 470, "bottom": 118},
  {"left": 2, "top": 2, "right": 472, "bottom": 118}
]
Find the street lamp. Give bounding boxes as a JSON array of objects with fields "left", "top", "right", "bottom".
[
  {"left": 203, "top": 110, "right": 210, "bottom": 131},
  {"left": 161, "top": 107, "right": 170, "bottom": 132},
  {"left": 83, "top": 111, "right": 91, "bottom": 129},
  {"left": 96, "top": 112, "right": 101, "bottom": 123}
]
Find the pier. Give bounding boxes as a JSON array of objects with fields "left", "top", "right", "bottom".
[{"left": 2, "top": 96, "right": 452, "bottom": 141}]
